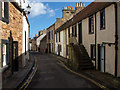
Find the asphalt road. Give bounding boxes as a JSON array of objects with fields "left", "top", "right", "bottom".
[{"left": 27, "top": 52, "right": 99, "bottom": 88}]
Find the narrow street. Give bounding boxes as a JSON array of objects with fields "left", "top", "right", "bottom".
[{"left": 27, "top": 52, "right": 99, "bottom": 88}]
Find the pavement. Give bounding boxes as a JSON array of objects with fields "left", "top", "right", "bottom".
[
  {"left": 2, "top": 52, "right": 35, "bottom": 89},
  {"left": 52, "top": 54, "right": 120, "bottom": 89},
  {"left": 27, "top": 52, "right": 100, "bottom": 88}
]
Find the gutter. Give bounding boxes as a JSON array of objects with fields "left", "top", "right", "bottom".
[{"left": 114, "top": 3, "right": 118, "bottom": 76}]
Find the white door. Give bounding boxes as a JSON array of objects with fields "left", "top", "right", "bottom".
[{"left": 100, "top": 46, "right": 105, "bottom": 72}]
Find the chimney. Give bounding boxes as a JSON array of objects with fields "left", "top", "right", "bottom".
[
  {"left": 76, "top": 3, "right": 78, "bottom": 7},
  {"left": 56, "top": 18, "right": 60, "bottom": 22},
  {"left": 35, "top": 34, "right": 38, "bottom": 37},
  {"left": 80, "top": 2, "right": 82, "bottom": 7},
  {"left": 70, "top": 6, "right": 71, "bottom": 9},
  {"left": 71, "top": 7, "right": 73, "bottom": 10},
  {"left": 83, "top": 3, "right": 85, "bottom": 7},
  {"left": 31, "top": 36, "right": 32, "bottom": 39},
  {"left": 68, "top": 6, "right": 70, "bottom": 9}
]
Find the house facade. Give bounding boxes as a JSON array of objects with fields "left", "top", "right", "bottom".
[
  {"left": 36, "top": 29, "right": 47, "bottom": 53},
  {"left": 0, "top": 1, "right": 30, "bottom": 81},
  {"left": 47, "top": 24, "right": 55, "bottom": 53},
  {"left": 55, "top": 2, "right": 120, "bottom": 77}
]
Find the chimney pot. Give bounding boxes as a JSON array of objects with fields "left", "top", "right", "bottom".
[
  {"left": 83, "top": 3, "right": 85, "bottom": 7},
  {"left": 72, "top": 7, "right": 73, "bottom": 10}
]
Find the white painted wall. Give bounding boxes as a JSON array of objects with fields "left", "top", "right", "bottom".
[{"left": 22, "top": 15, "right": 29, "bottom": 67}]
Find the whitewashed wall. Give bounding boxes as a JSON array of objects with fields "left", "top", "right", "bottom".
[{"left": 22, "top": 15, "right": 29, "bottom": 67}]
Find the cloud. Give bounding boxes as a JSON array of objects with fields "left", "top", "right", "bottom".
[{"left": 25, "top": 0, "right": 56, "bottom": 18}]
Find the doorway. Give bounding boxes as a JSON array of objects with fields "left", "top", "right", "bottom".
[
  {"left": 98, "top": 45, "right": 105, "bottom": 72},
  {"left": 78, "top": 22, "right": 82, "bottom": 45},
  {"left": 13, "top": 41, "right": 18, "bottom": 71}
]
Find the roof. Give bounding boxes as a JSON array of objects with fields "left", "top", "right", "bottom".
[{"left": 55, "top": 2, "right": 114, "bottom": 33}]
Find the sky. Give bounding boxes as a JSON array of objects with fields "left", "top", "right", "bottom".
[{"left": 27, "top": 2, "right": 92, "bottom": 38}]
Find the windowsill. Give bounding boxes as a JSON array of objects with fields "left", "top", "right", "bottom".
[
  {"left": 100, "top": 27, "right": 105, "bottom": 30},
  {"left": 0, "top": 65, "right": 9, "bottom": 73},
  {"left": 89, "top": 32, "right": 94, "bottom": 34}
]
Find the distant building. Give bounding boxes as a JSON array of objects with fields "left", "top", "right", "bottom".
[{"left": 36, "top": 29, "right": 47, "bottom": 53}]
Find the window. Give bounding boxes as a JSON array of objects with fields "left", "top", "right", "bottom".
[
  {"left": 59, "top": 32, "right": 60, "bottom": 42},
  {"left": 89, "top": 15, "right": 94, "bottom": 34},
  {"left": 1, "top": 2, "right": 9, "bottom": 23},
  {"left": 72, "top": 26, "right": 74, "bottom": 37},
  {"left": 75, "top": 24, "right": 77, "bottom": 37},
  {"left": 52, "top": 30, "right": 54, "bottom": 39},
  {"left": 56, "top": 33, "right": 57, "bottom": 42},
  {"left": 100, "top": 9, "right": 105, "bottom": 30},
  {"left": 48, "top": 31, "right": 50, "bottom": 40},
  {"left": 68, "top": 28, "right": 70, "bottom": 38},
  {"left": 3, "top": 43, "right": 7, "bottom": 67},
  {"left": 0, "top": 39, "right": 9, "bottom": 69},
  {"left": 91, "top": 44, "right": 95, "bottom": 60}
]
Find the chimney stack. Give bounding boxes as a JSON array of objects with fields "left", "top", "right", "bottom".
[
  {"left": 76, "top": 3, "right": 78, "bottom": 7},
  {"left": 31, "top": 36, "right": 32, "bottom": 39}
]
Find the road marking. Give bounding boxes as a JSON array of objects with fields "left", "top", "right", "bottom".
[
  {"left": 19, "top": 56, "right": 38, "bottom": 90},
  {"left": 56, "top": 58, "right": 109, "bottom": 90}
]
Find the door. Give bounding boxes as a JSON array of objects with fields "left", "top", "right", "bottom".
[
  {"left": 78, "top": 22, "right": 82, "bottom": 45},
  {"left": 58, "top": 44, "right": 60, "bottom": 56},
  {"left": 98, "top": 45, "right": 105, "bottom": 72},
  {"left": 13, "top": 41, "right": 18, "bottom": 71}
]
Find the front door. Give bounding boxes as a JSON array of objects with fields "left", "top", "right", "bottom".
[
  {"left": 98, "top": 45, "right": 105, "bottom": 72},
  {"left": 13, "top": 41, "right": 18, "bottom": 71},
  {"left": 78, "top": 22, "right": 82, "bottom": 45}
]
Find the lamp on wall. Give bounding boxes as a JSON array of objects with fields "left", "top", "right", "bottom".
[{"left": 26, "top": 4, "right": 31, "bottom": 14}]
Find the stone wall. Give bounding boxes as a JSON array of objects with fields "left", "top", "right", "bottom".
[
  {"left": 1, "top": 2, "right": 23, "bottom": 80},
  {"left": 1, "top": 2, "right": 23, "bottom": 67}
]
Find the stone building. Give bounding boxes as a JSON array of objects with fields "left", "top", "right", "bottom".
[
  {"left": 55, "top": 2, "right": 120, "bottom": 77},
  {"left": 46, "top": 24, "right": 55, "bottom": 53},
  {"left": 36, "top": 29, "right": 47, "bottom": 53},
  {"left": 0, "top": 1, "right": 30, "bottom": 81}
]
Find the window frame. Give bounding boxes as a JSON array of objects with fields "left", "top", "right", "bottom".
[
  {"left": 100, "top": 9, "right": 105, "bottom": 30},
  {"left": 89, "top": 15, "right": 94, "bottom": 34},
  {"left": 59, "top": 31, "right": 60, "bottom": 42},
  {"left": 1, "top": 2, "right": 9, "bottom": 24},
  {"left": 91, "top": 44, "right": 96, "bottom": 60},
  {"left": 68, "top": 28, "right": 70, "bottom": 38},
  {"left": 0, "top": 39, "right": 9, "bottom": 72},
  {"left": 75, "top": 24, "right": 77, "bottom": 37}
]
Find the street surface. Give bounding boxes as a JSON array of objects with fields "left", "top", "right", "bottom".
[{"left": 27, "top": 52, "right": 99, "bottom": 88}]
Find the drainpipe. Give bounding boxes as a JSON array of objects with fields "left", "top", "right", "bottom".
[
  {"left": 95, "top": 13, "right": 97, "bottom": 69},
  {"left": 114, "top": 3, "right": 118, "bottom": 76}
]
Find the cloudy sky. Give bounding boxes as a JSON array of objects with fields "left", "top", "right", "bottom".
[{"left": 25, "top": 1, "right": 92, "bottom": 37}]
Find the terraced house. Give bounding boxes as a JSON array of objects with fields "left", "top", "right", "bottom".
[
  {"left": 55, "top": 2, "right": 120, "bottom": 77},
  {"left": 0, "top": 0, "right": 30, "bottom": 81}
]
